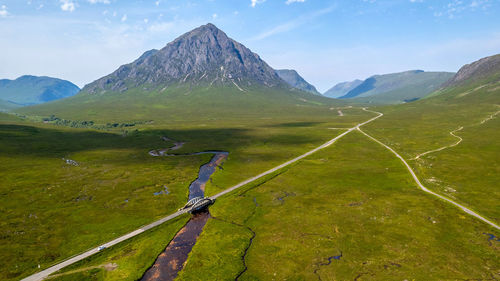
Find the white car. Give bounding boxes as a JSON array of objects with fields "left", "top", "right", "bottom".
[{"left": 98, "top": 246, "right": 106, "bottom": 251}]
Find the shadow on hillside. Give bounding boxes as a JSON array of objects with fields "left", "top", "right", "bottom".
[
  {"left": 265, "top": 121, "right": 325, "bottom": 128},
  {"left": 0, "top": 123, "right": 323, "bottom": 158}
]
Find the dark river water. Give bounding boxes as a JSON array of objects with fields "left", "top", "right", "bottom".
[{"left": 141, "top": 151, "right": 228, "bottom": 281}]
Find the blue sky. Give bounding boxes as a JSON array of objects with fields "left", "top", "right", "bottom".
[{"left": 0, "top": 0, "right": 499, "bottom": 92}]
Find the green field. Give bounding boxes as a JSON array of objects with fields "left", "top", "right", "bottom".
[
  {"left": 52, "top": 129, "right": 499, "bottom": 280},
  {"left": 0, "top": 106, "right": 372, "bottom": 280}
]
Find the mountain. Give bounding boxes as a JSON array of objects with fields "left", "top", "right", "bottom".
[
  {"left": 0, "top": 75, "right": 80, "bottom": 106},
  {"left": 82, "top": 23, "right": 286, "bottom": 95},
  {"left": 275, "top": 69, "right": 320, "bottom": 95},
  {"left": 339, "top": 70, "right": 455, "bottom": 104},
  {"left": 19, "top": 24, "right": 332, "bottom": 122},
  {"left": 442, "top": 54, "right": 500, "bottom": 88},
  {"left": 323, "top": 80, "right": 363, "bottom": 98}
]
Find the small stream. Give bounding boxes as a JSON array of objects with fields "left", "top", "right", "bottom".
[{"left": 141, "top": 139, "right": 228, "bottom": 281}]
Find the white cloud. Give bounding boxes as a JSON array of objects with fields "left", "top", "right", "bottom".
[
  {"left": 60, "top": 0, "right": 76, "bottom": 12},
  {"left": 410, "top": 0, "right": 423, "bottom": 3},
  {"left": 251, "top": 0, "right": 266, "bottom": 8},
  {"left": 121, "top": 14, "right": 127, "bottom": 22},
  {"left": 155, "top": 1, "right": 161, "bottom": 6},
  {"left": 87, "top": 0, "right": 110, "bottom": 4},
  {"left": 148, "top": 22, "right": 174, "bottom": 33},
  {"left": 434, "top": 0, "right": 492, "bottom": 19},
  {"left": 212, "top": 13, "right": 217, "bottom": 19},
  {"left": 285, "top": 0, "right": 305, "bottom": 4},
  {"left": 143, "top": 18, "right": 149, "bottom": 24},
  {"left": 0, "top": 5, "right": 8, "bottom": 18}
]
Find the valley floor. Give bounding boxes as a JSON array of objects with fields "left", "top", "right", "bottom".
[{"left": 1, "top": 96, "right": 499, "bottom": 280}]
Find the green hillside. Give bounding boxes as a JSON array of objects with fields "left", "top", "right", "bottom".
[{"left": 0, "top": 99, "right": 22, "bottom": 112}]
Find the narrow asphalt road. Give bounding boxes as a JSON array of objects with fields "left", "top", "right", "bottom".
[{"left": 22, "top": 109, "right": 383, "bottom": 281}]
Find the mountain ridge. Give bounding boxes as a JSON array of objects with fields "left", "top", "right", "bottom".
[
  {"left": 82, "top": 23, "right": 288, "bottom": 95},
  {"left": 323, "top": 80, "right": 363, "bottom": 98},
  {"left": 337, "top": 70, "right": 455, "bottom": 104},
  {"left": 0, "top": 75, "right": 80, "bottom": 106},
  {"left": 275, "top": 69, "right": 320, "bottom": 95}
]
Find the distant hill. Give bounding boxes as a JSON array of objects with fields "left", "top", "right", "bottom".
[
  {"left": 19, "top": 23, "right": 333, "bottom": 122},
  {"left": 275, "top": 69, "right": 320, "bottom": 95},
  {"left": 323, "top": 80, "right": 363, "bottom": 98},
  {"left": 442, "top": 54, "right": 500, "bottom": 88},
  {"left": 339, "top": 70, "right": 455, "bottom": 104},
  {"left": 0, "top": 75, "right": 80, "bottom": 107}
]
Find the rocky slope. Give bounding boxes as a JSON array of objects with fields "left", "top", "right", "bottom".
[
  {"left": 275, "top": 69, "right": 320, "bottom": 95},
  {"left": 442, "top": 54, "right": 500, "bottom": 87},
  {"left": 82, "top": 23, "right": 287, "bottom": 94}
]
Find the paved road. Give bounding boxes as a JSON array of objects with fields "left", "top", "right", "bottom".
[
  {"left": 22, "top": 109, "right": 383, "bottom": 281},
  {"left": 357, "top": 127, "right": 500, "bottom": 230}
]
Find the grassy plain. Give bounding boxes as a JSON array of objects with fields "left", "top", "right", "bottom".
[
  {"left": 0, "top": 104, "right": 371, "bottom": 280},
  {"left": 178, "top": 131, "right": 499, "bottom": 280}
]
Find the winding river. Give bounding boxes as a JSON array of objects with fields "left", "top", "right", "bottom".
[{"left": 141, "top": 139, "right": 228, "bottom": 281}]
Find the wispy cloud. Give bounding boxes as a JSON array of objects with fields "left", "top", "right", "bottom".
[
  {"left": 0, "top": 5, "right": 8, "bottom": 18},
  {"left": 60, "top": 0, "right": 76, "bottom": 12},
  {"left": 121, "top": 14, "right": 127, "bottom": 22},
  {"left": 88, "top": 0, "right": 111, "bottom": 4},
  {"left": 251, "top": 0, "right": 266, "bottom": 8},
  {"left": 251, "top": 5, "right": 335, "bottom": 41},
  {"left": 285, "top": 0, "right": 306, "bottom": 4}
]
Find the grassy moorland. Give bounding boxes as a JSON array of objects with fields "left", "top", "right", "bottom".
[
  {"left": 177, "top": 131, "right": 499, "bottom": 280},
  {"left": 44, "top": 116, "right": 499, "bottom": 281},
  {"left": 363, "top": 78, "right": 500, "bottom": 224},
  {"left": 0, "top": 104, "right": 372, "bottom": 280},
  {"left": 17, "top": 85, "right": 338, "bottom": 124}
]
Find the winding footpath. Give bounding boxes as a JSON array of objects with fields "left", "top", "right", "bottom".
[
  {"left": 411, "top": 107, "right": 499, "bottom": 160},
  {"left": 411, "top": 126, "right": 463, "bottom": 160}
]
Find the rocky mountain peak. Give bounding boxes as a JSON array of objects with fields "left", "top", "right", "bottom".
[{"left": 82, "top": 23, "right": 285, "bottom": 94}]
